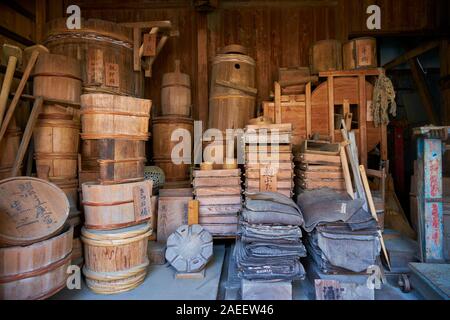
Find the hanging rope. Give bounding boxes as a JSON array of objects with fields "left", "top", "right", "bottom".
[{"left": 373, "top": 73, "right": 397, "bottom": 127}]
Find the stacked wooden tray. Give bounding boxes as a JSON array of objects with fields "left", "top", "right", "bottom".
[
  {"left": 193, "top": 169, "right": 242, "bottom": 237},
  {"left": 294, "top": 140, "right": 344, "bottom": 197},
  {"left": 244, "top": 124, "right": 294, "bottom": 198}
]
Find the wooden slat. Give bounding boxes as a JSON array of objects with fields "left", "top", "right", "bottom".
[{"left": 358, "top": 74, "right": 368, "bottom": 167}]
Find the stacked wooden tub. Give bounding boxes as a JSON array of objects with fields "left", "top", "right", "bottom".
[{"left": 0, "top": 177, "right": 72, "bottom": 300}]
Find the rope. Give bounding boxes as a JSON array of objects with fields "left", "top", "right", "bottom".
[{"left": 373, "top": 73, "right": 397, "bottom": 127}]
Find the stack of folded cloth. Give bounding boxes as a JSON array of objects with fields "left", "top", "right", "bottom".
[
  {"left": 296, "top": 188, "right": 381, "bottom": 273},
  {"left": 234, "top": 192, "right": 307, "bottom": 280}
]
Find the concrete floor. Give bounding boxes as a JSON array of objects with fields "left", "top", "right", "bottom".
[{"left": 52, "top": 242, "right": 423, "bottom": 300}]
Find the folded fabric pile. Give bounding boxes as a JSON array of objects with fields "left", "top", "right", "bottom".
[
  {"left": 296, "top": 188, "right": 381, "bottom": 273},
  {"left": 234, "top": 192, "right": 307, "bottom": 280}
]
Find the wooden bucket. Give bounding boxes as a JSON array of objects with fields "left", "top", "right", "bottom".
[
  {"left": 309, "top": 39, "right": 342, "bottom": 74},
  {"left": 152, "top": 116, "right": 193, "bottom": 186},
  {"left": 82, "top": 180, "right": 153, "bottom": 230},
  {"left": 81, "top": 138, "right": 146, "bottom": 184},
  {"left": 0, "top": 224, "right": 73, "bottom": 300},
  {"left": 44, "top": 18, "right": 135, "bottom": 96},
  {"left": 161, "top": 60, "right": 191, "bottom": 117},
  {"left": 34, "top": 118, "right": 80, "bottom": 180},
  {"left": 343, "top": 37, "right": 377, "bottom": 70},
  {"left": 80, "top": 93, "right": 151, "bottom": 140},
  {"left": 0, "top": 125, "right": 21, "bottom": 179},
  {"left": 51, "top": 178, "right": 80, "bottom": 217},
  {"left": 209, "top": 46, "right": 256, "bottom": 131},
  {"left": 81, "top": 223, "right": 151, "bottom": 294},
  {"left": 0, "top": 177, "right": 70, "bottom": 246},
  {"left": 33, "top": 53, "right": 82, "bottom": 118}
]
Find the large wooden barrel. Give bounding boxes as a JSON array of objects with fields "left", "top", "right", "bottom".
[
  {"left": 81, "top": 139, "right": 146, "bottom": 183},
  {"left": 343, "top": 37, "right": 377, "bottom": 70},
  {"left": 209, "top": 45, "right": 256, "bottom": 131},
  {"left": 310, "top": 39, "right": 342, "bottom": 74},
  {"left": 152, "top": 116, "right": 193, "bottom": 187},
  {"left": 0, "top": 177, "right": 70, "bottom": 246},
  {"left": 44, "top": 18, "right": 135, "bottom": 96},
  {"left": 33, "top": 53, "right": 82, "bottom": 118},
  {"left": 82, "top": 180, "right": 153, "bottom": 230},
  {"left": 81, "top": 93, "right": 151, "bottom": 140},
  {"left": 81, "top": 223, "right": 151, "bottom": 294},
  {"left": 0, "top": 123, "right": 21, "bottom": 179},
  {"left": 34, "top": 118, "right": 80, "bottom": 180},
  {"left": 161, "top": 60, "right": 191, "bottom": 117},
  {"left": 0, "top": 225, "right": 73, "bottom": 300}
]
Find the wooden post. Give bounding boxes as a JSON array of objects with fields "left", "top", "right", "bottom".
[
  {"left": 306, "top": 82, "right": 312, "bottom": 138},
  {"left": 188, "top": 200, "right": 199, "bottom": 225},
  {"left": 358, "top": 75, "right": 367, "bottom": 168},
  {"left": 133, "top": 28, "right": 141, "bottom": 72},
  {"left": 196, "top": 12, "right": 208, "bottom": 128},
  {"left": 327, "top": 76, "right": 335, "bottom": 142},
  {"left": 35, "top": 0, "right": 46, "bottom": 44},
  {"left": 274, "top": 81, "right": 281, "bottom": 124}
]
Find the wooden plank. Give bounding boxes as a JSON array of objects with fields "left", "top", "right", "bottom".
[
  {"left": 327, "top": 76, "right": 335, "bottom": 142},
  {"left": 408, "top": 58, "right": 438, "bottom": 125},
  {"left": 245, "top": 145, "right": 292, "bottom": 153},
  {"left": 0, "top": 50, "right": 39, "bottom": 143},
  {"left": 188, "top": 200, "right": 199, "bottom": 225},
  {"left": 119, "top": 21, "right": 172, "bottom": 29},
  {"left": 141, "top": 28, "right": 158, "bottom": 58},
  {"left": 246, "top": 179, "right": 292, "bottom": 189},
  {"left": 274, "top": 81, "right": 282, "bottom": 124},
  {"left": 296, "top": 169, "right": 343, "bottom": 180},
  {"left": 296, "top": 163, "right": 341, "bottom": 172},
  {"left": 246, "top": 169, "right": 292, "bottom": 180},
  {"left": 296, "top": 153, "right": 341, "bottom": 165},
  {"left": 383, "top": 41, "right": 440, "bottom": 70},
  {"left": 319, "top": 68, "right": 384, "bottom": 77},
  {"left": 133, "top": 27, "right": 141, "bottom": 71},
  {"left": 340, "top": 146, "right": 354, "bottom": 199},
  {"left": 196, "top": 196, "right": 241, "bottom": 205},
  {"left": 193, "top": 169, "right": 240, "bottom": 177},
  {"left": 11, "top": 96, "right": 43, "bottom": 176},
  {"left": 295, "top": 178, "right": 345, "bottom": 190},
  {"left": 306, "top": 82, "right": 312, "bottom": 138},
  {"left": 193, "top": 177, "right": 240, "bottom": 187},
  {"left": 358, "top": 74, "right": 368, "bottom": 168},
  {"left": 246, "top": 162, "right": 293, "bottom": 170},
  {"left": 194, "top": 186, "right": 241, "bottom": 196}
]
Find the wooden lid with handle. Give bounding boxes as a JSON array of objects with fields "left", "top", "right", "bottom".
[
  {"left": 162, "top": 59, "right": 190, "bottom": 87},
  {"left": 0, "top": 177, "right": 70, "bottom": 246}
]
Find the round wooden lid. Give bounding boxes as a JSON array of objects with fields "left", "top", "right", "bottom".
[
  {"left": 218, "top": 44, "right": 248, "bottom": 55},
  {"left": 0, "top": 177, "right": 70, "bottom": 246}
]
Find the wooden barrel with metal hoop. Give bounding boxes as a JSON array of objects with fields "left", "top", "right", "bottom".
[
  {"left": 0, "top": 225, "right": 73, "bottom": 300},
  {"left": 161, "top": 60, "right": 191, "bottom": 117},
  {"left": 152, "top": 116, "right": 193, "bottom": 188},
  {"left": 44, "top": 18, "right": 136, "bottom": 96},
  {"left": 209, "top": 45, "right": 256, "bottom": 131},
  {"left": 81, "top": 223, "right": 151, "bottom": 294}
]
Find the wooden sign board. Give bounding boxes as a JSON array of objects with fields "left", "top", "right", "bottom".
[
  {"left": 156, "top": 196, "right": 190, "bottom": 242},
  {"left": 142, "top": 33, "right": 157, "bottom": 57},
  {"left": 132, "top": 181, "right": 152, "bottom": 224}
]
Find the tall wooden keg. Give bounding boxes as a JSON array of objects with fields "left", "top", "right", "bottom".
[
  {"left": 81, "top": 223, "right": 151, "bottom": 294},
  {"left": 310, "top": 39, "right": 342, "bottom": 74},
  {"left": 34, "top": 118, "right": 80, "bottom": 180},
  {"left": 0, "top": 225, "right": 73, "bottom": 300},
  {"left": 343, "top": 37, "right": 377, "bottom": 70},
  {"left": 161, "top": 60, "right": 191, "bottom": 117},
  {"left": 0, "top": 120, "right": 21, "bottom": 179},
  {"left": 152, "top": 116, "right": 194, "bottom": 188},
  {"left": 45, "top": 18, "right": 135, "bottom": 96},
  {"left": 209, "top": 45, "right": 256, "bottom": 131},
  {"left": 33, "top": 53, "right": 82, "bottom": 119}
]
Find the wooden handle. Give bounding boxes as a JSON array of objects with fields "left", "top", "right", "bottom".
[{"left": 0, "top": 56, "right": 18, "bottom": 127}]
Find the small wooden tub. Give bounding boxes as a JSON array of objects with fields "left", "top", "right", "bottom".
[
  {"left": 82, "top": 180, "right": 153, "bottom": 230},
  {"left": 0, "top": 225, "right": 73, "bottom": 300},
  {"left": 81, "top": 223, "right": 151, "bottom": 294}
]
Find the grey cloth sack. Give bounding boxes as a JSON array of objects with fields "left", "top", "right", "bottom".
[
  {"left": 239, "top": 221, "right": 302, "bottom": 243},
  {"left": 244, "top": 242, "right": 307, "bottom": 258},
  {"left": 296, "top": 188, "right": 368, "bottom": 232}
]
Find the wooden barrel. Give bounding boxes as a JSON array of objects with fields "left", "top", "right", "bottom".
[
  {"left": 81, "top": 139, "right": 146, "bottom": 184},
  {"left": 161, "top": 60, "right": 191, "bottom": 117},
  {"left": 152, "top": 116, "right": 193, "bottom": 187},
  {"left": 82, "top": 180, "right": 153, "bottom": 230},
  {"left": 81, "top": 223, "right": 151, "bottom": 294},
  {"left": 0, "top": 124, "right": 21, "bottom": 179},
  {"left": 34, "top": 118, "right": 80, "bottom": 180},
  {"left": 33, "top": 53, "right": 82, "bottom": 118},
  {"left": 81, "top": 93, "right": 151, "bottom": 140},
  {"left": 209, "top": 45, "right": 256, "bottom": 131},
  {"left": 0, "top": 177, "right": 70, "bottom": 246},
  {"left": 44, "top": 18, "right": 135, "bottom": 96},
  {"left": 51, "top": 178, "right": 80, "bottom": 217},
  {"left": 343, "top": 37, "right": 377, "bottom": 70},
  {"left": 309, "top": 39, "right": 342, "bottom": 74},
  {"left": 0, "top": 224, "right": 73, "bottom": 300}
]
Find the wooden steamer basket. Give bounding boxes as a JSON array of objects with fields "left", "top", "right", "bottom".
[
  {"left": 0, "top": 224, "right": 73, "bottom": 300},
  {"left": 81, "top": 223, "right": 151, "bottom": 294}
]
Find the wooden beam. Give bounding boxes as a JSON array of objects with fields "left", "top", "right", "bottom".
[
  {"left": 196, "top": 12, "right": 208, "bottom": 127},
  {"left": 35, "top": 0, "right": 46, "bottom": 44},
  {"left": 408, "top": 58, "right": 438, "bottom": 125},
  {"left": 319, "top": 68, "right": 384, "bottom": 77},
  {"left": 118, "top": 21, "right": 172, "bottom": 30},
  {"left": 383, "top": 41, "right": 440, "bottom": 70},
  {"left": 133, "top": 27, "right": 141, "bottom": 72}
]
